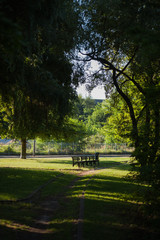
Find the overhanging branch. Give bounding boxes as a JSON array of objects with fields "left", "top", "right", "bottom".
[{"left": 83, "top": 51, "right": 145, "bottom": 95}]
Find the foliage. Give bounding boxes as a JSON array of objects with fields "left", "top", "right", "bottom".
[
  {"left": 86, "top": 101, "right": 109, "bottom": 133},
  {"left": 72, "top": 96, "right": 132, "bottom": 145},
  {"left": 103, "top": 95, "right": 134, "bottom": 144},
  {"left": 0, "top": 0, "right": 80, "bottom": 157},
  {"left": 76, "top": 0, "right": 160, "bottom": 190},
  {"left": 73, "top": 95, "right": 96, "bottom": 122}
]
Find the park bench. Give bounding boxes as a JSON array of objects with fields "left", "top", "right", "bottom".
[{"left": 72, "top": 152, "right": 99, "bottom": 167}]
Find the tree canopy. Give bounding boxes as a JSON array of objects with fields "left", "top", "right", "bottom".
[
  {"left": 75, "top": 0, "right": 160, "bottom": 186},
  {"left": 0, "top": 0, "right": 79, "bottom": 158}
]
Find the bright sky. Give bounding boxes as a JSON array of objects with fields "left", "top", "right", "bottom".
[
  {"left": 76, "top": 59, "right": 106, "bottom": 99},
  {"left": 77, "top": 84, "right": 106, "bottom": 99}
]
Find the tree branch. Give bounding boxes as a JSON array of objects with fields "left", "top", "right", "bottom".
[
  {"left": 112, "top": 69, "right": 139, "bottom": 146},
  {"left": 87, "top": 52, "right": 145, "bottom": 95}
]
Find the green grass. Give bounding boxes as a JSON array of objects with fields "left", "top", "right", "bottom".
[
  {"left": 0, "top": 157, "right": 79, "bottom": 170},
  {"left": 0, "top": 168, "right": 59, "bottom": 200},
  {"left": 82, "top": 172, "right": 146, "bottom": 240},
  {"left": 0, "top": 156, "right": 130, "bottom": 201},
  {"left": 0, "top": 157, "right": 159, "bottom": 240}
]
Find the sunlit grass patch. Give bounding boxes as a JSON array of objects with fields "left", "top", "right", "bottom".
[
  {"left": 0, "top": 219, "right": 34, "bottom": 231},
  {"left": 0, "top": 156, "right": 130, "bottom": 170},
  {"left": 0, "top": 157, "right": 80, "bottom": 170}
]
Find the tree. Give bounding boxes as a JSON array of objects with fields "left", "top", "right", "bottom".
[
  {"left": 73, "top": 96, "right": 96, "bottom": 122},
  {"left": 77, "top": 0, "right": 160, "bottom": 183},
  {"left": 102, "top": 95, "right": 133, "bottom": 144},
  {"left": 87, "top": 101, "right": 108, "bottom": 128},
  {"left": 0, "top": 0, "right": 79, "bottom": 158}
]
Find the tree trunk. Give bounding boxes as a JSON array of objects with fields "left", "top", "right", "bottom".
[
  {"left": 20, "top": 138, "right": 26, "bottom": 159},
  {"left": 33, "top": 139, "right": 36, "bottom": 157}
]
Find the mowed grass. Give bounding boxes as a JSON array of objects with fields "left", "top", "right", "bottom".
[
  {"left": 0, "top": 156, "right": 128, "bottom": 201},
  {"left": 0, "top": 156, "right": 159, "bottom": 240},
  {"left": 81, "top": 170, "right": 148, "bottom": 240},
  {"left": 0, "top": 157, "right": 80, "bottom": 240},
  {"left": 0, "top": 157, "right": 74, "bottom": 201},
  {"left": 0, "top": 157, "right": 79, "bottom": 170}
]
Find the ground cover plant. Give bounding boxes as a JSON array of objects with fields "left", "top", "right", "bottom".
[{"left": 0, "top": 157, "right": 159, "bottom": 240}]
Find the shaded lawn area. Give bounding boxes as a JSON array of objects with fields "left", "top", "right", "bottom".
[
  {"left": 0, "top": 168, "right": 58, "bottom": 200},
  {"left": 0, "top": 168, "right": 78, "bottom": 240},
  {"left": 68, "top": 164, "right": 160, "bottom": 240},
  {"left": 0, "top": 157, "right": 159, "bottom": 240},
  {"left": 82, "top": 174, "right": 154, "bottom": 240}
]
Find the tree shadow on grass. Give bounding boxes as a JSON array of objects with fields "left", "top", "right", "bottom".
[
  {"left": 83, "top": 197, "right": 160, "bottom": 240},
  {"left": 0, "top": 202, "right": 44, "bottom": 240},
  {"left": 96, "top": 160, "right": 130, "bottom": 170},
  {"left": 1, "top": 163, "right": 159, "bottom": 240},
  {"left": 69, "top": 173, "right": 160, "bottom": 240},
  {"left": 91, "top": 178, "right": 160, "bottom": 239},
  {"left": 0, "top": 168, "right": 60, "bottom": 201},
  {"left": 0, "top": 168, "right": 77, "bottom": 240}
]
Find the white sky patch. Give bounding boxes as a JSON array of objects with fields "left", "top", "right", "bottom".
[
  {"left": 77, "top": 84, "right": 106, "bottom": 99},
  {"left": 76, "top": 59, "right": 106, "bottom": 99}
]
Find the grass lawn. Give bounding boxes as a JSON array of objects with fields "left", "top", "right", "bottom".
[{"left": 0, "top": 156, "right": 159, "bottom": 240}]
